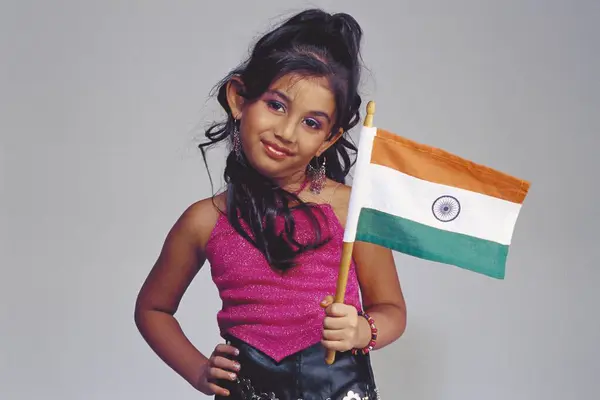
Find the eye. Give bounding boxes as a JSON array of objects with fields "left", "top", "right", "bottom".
[
  {"left": 303, "top": 118, "right": 321, "bottom": 130},
  {"left": 266, "top": 100, "right": 285, "bottom": 113}
]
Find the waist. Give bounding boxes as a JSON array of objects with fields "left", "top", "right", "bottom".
[{"left": 215, "top": 334, "right": 378, "bottom": 400}]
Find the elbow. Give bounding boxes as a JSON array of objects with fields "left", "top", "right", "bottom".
[
  {"left": 133, "top": 292, "right": 145, "bottom": 321},
  {"left": 133, "top": 297, "right": 177, "bottom": 328},
  {"left": 398, "top": 313, "right": 407, "bottom": 339},
  {"left": 133, "top": 302, "right": 161, "bottom": 338},
  {"left": 133, "top": 294, "right": 156, "bottom": 329},
  {"left": 394, "top": 304, "right": 408, "bottom": 339},
  {"left": 133, "top": 299, "right": 148, "bottom": 330}
]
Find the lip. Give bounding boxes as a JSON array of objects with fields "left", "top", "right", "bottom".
[{"left": 261, "top": 140, "right": 294, "bottom": 159}]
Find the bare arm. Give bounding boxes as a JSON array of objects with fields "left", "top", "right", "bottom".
[
  {"left": 134, "top": 199, "right": 219, "bottom": 390},
  {"left": 353, "top": 240, "right": 407, "bottom": 350}
]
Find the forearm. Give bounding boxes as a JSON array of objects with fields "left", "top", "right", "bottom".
[
  {"left": 356, "top": 303, "right": 406, "bottom": 350},
  {"left": 134, "top": 309, "right": 208, "bottom": 389}
]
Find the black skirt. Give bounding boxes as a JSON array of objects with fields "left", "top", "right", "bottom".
[{"left": 215, "top": 334, "right": 380, "bottom": 400}]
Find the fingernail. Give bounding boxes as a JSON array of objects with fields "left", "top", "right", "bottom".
[
  {"left": 234, "top": 362, "right": 241, "bottom": 370},
  {"left": 224, "top": 389, "right": 230, "bottom": 396},
  {"left": 230, "top": 372, "right": 237, "bottom": 380},
  {"left": 234, "top": 348, "right": 240, "bottom": 356}
]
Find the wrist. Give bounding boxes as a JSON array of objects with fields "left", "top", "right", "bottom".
[
  {"left": 354, "top": 314, "right": 372, "bottom": 348},
  {"left": 352, "top": 310, "right": 378, "bottom": 354},
  {"left": 190, "top": 356, "right": 210, "bottom": 391}
]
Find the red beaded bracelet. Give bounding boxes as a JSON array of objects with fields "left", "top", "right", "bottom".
[{"left": 352, "top": 310, "right": 378, "bottom": 355}]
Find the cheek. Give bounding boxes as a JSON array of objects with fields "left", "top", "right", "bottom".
[
  {"left": 239, "top": 106, "right": 264, "bottom": 136},
  {"left": 239, "top": 123, "right": 263, "bottom": 152},
  {"left": 298, "top": 136, "right": 327, "bottom": 157}
]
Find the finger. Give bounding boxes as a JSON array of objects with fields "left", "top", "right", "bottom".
[
  {"left": 214, "top": 343, "right": 240, "bottom": 357},
  {"left": 320, "top": 295, "right": 334, "bottom": 308},
  {"left": 325, "top": 303, "right": 349, "bottom": 317},
  {"left": 322, "top": 328, "right": 347, "bottom": 341},
  {"left": 322, "top": 316, "right": 348, "bottom": 330},
  {"left": 208, "top": 366, "right": 238, "bottom": 382},
  {"left": 211, "top": 355, "right": 241, "bottom": 372},
  {"left": 207, "top": 382, "right": 231, "bottom": 397}
]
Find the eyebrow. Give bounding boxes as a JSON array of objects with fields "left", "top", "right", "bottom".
[{"left": 268, "top": 90, "right": 332, "bottom": 123}]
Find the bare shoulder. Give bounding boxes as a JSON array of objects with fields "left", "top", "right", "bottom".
[{"left": 177, "top": 193, "right": 226, "bottom": 251}]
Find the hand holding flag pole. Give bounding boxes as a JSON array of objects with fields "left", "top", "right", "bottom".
[{"left": 325, "top": 101, "right": 376, "bottom": 365}]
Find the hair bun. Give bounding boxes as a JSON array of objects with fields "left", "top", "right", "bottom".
[
  {"left": 329, "top": 13, "right": 363, "bottom": 59},
  {"left": 277, "top": 9, "right": 362, "bottom": 67}
]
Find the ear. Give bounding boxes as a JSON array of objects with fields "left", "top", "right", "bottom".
[
  {"left": 225, "top": 75, "right": 245, "bottom": 119},
  {"left": 316, "top": 128, "right": 345, "bottom": 157}
]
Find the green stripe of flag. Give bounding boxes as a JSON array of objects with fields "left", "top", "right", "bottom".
[{"left": 355, "top": 208, "right": 509, "bottom": 279}]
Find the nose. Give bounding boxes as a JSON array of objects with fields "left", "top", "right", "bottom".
[{"left": 274, "top": 120, "right": 297, "bottom": 144}]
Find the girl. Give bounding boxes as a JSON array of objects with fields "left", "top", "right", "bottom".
[{"left": 135, "top": 8, "right": 407, "bottom": 400}]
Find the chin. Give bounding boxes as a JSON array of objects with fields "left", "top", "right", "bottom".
[
  {"left": 245, "top": 154, "right": 284, "bottom": 178},
  {"left": 247, "top": 155, "right": 303, "bottom": 184}
]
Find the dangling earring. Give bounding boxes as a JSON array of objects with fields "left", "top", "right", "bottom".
[
  {"left": 308, "top": 156, "right": 326, "bottom": 194},
  {"left": 232, "top": 120, "right": 242, "bottom": 161}
]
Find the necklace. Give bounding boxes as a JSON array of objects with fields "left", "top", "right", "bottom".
[{"left": 291, "top": 176, "right": 310, "bottom": 195}]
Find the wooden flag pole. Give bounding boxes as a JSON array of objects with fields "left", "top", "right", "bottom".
[{"left": 325, "top": 101, "right": 375, "bottom": 365}]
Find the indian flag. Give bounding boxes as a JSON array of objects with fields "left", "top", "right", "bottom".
[{"left": 345, "top": 126, "right": 531, "bottom": 279}]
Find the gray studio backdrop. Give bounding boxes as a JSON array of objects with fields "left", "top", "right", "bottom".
[{"left": 1, "top": 1, "right": 599, "bottom": 399}]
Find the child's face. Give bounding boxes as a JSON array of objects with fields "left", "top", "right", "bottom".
[{"left": 229, "top": 73, "right": 339, "bottom": 184}]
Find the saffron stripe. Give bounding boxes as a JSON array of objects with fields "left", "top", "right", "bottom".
[{"left": 372, "top": 129, "right": 530, "bottom": 204}]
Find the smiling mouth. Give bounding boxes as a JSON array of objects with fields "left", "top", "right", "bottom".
[{"left": 262, "top": 140, "right": 293, "bottom": 159}]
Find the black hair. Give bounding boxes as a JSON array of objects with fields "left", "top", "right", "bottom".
[{"left": 199, "top": 8, "right": 363, "bottom": 272}]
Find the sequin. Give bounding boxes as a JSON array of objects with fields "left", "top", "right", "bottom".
[
  {"left": 236, "top": 376, "right": 279, "bottom": 399},
  {"left": 204, "top": 203, "right": 362, "bottom": 362},
  {"left": 231, "top": 375, "right": 381, "bottom": 400},
  {"left": 343, "top": 390, "right": 362, "bottom": 400}
]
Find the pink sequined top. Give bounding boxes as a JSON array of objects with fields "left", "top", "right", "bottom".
[{"left": 204, "top": 203, "right": 363, "bottom": 362}]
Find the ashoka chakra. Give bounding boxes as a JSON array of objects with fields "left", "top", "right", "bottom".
[{"left": 432, "top": 195, "right": 460, "bottom": 222}]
